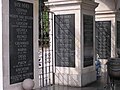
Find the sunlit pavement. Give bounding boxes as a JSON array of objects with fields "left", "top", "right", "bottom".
[{"left": 35, "top": 73, "right": 120, "bottom": 90}]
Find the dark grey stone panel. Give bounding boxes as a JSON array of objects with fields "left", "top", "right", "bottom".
[{"left": 9, "top": 0, "right": 34, "bottom": 84}]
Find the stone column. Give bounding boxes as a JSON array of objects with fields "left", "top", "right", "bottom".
[
  {"left": 95, "top": 0, "right": 120, "bottom": 73},
  {"left": 46, "top": 0, "right": 98, "bottom": 87}
]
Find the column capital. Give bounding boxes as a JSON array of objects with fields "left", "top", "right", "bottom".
[{"left": 45, "top": 0, "right": 98, "bottom": 11}]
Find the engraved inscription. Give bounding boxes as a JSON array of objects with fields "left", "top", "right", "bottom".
[
  {"left": 55, "top": 14, "right": 75, "bottom": 67},
  {"left": 95, "top": 21, "right": 111, "bottom": 59},
  {"left": 9, "top": 1, "right": 33, "bottom": 84},
  {"left": 83, "top": 14, "right": 93, "bottom": 67}
]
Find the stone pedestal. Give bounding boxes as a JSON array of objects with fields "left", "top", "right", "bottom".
[{"left": 46, "top": 0, "right": 98, "bottom": 87}]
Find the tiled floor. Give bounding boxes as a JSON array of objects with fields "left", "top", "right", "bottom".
[{"left": 35, "top": 73, "right": 120, "bottom": 90}]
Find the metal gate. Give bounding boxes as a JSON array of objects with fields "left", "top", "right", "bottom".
[
  {"left": 95, "top": 21, "right": 111, "bottom": 59},
  {"left": 39, "top": 2, "right": 54, "bottom": 87}
]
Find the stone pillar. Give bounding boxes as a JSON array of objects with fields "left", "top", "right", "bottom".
[
  {"left": 2, "top": 0, "right": 39, "bottom": 90},
  {"left": 95, "top": 0, "right": 116, "bottom": 58},
  {"left": 95, "top": 0, "right": 120, "bottom": 73},
  {"left": 46, "top": 0, "right": 98, "bottom": 87}
]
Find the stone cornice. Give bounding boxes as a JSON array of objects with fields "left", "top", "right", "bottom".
[
  {"left": 45, "top": 0, "right": 81, "bottom": 6},
  {"left": 45, "top": 0, "right": 98, "bottom": 9},
  {"left": 96, "top": 10, "right": 117, "bottom": 15}
]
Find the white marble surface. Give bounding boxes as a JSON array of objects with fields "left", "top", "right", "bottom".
[{"left": 0, "top": 1, "right": 3, "bottom": 90}]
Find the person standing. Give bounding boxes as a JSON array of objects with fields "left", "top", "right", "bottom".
[{"left": 95, "top": 54, "right": 101, "bottom": 79}]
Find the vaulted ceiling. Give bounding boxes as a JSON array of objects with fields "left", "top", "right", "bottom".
[{"left": 95, "top": 0, "right": 120, "bottom": 11}]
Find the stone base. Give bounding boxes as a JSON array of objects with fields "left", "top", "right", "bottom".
[
  {"left": 55, "top": 73, "right": 81, "bottom": 87},
  {"left": 81, "top": 70, "right": 96, "bottom": 86}
]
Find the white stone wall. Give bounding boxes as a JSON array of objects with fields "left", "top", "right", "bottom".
[{"left": 0, "top": 0, "right": 3, "bottom": 90}]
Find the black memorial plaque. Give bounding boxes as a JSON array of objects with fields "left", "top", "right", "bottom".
[
  {"left": 117, "top": 21, "right": 120, "bottom": 57},
  {"left": 117, "top": 21, "right": 120, "bottom": 48},
  {"left": 9, "top": 0, "right": 33, "bottom": 84},
  {"left": 95, "top": 21, "right": 111, "bottom": 59},
  {"left": 55, "top": 14, "right": 75, "bottom": 67},
  {"left": 83, "top": 14, "right": 93, "bottom": 67}
]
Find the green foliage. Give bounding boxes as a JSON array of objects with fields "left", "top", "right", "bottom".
[{"left": 39, "top": 6, "right": 50, "bottom": 47}]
